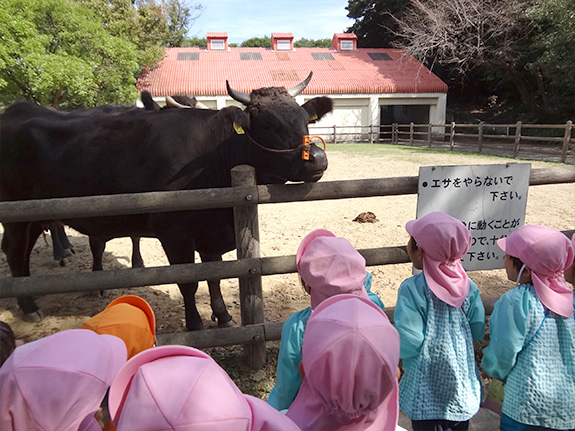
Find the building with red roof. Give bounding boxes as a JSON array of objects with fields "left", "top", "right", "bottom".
[{"left": 136, "top": 32, "right": 447, "bottom": 139}]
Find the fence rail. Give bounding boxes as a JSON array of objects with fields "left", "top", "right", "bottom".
[
  {"left": 309, "top": 120, "right": 575, "bottom": 163},
  {"left": 1, "top": 166, "right": 574, "bottom": 367}
]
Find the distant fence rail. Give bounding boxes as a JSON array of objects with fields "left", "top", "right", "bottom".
[{"left": 310, "top": 120, "right": 575, "bottom": 163}]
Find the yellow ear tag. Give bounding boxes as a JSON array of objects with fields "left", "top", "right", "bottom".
[
  {"left": 309, "top": 114, "right": 318, "bottom": 122},
  {"left": 233, "top": 122, "right": 245, "bottom": 135}
]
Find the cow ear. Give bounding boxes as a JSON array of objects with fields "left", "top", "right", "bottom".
[
  {"left": 232, "top": 107, "right": 250, "bottom": 133},
  {"left": 302, "top": 97, "right": 333, "bottom": 123}
]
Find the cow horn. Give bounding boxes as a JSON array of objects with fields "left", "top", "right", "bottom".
[
  {"left": 165, "top": 96, "right": 192, "bottom": 109},
  {"left": 288, "top": 71, "right": 313, "bottom": 97},
  {"left": 226, "top": 81, "right": 251, "bottom": 105}
]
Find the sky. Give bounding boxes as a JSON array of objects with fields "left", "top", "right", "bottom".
[{"left": 188, "top": 0, "right": 354, "bottom": 44}]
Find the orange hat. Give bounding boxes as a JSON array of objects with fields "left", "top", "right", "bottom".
[{"left": 82, "top": 295, "right": 156, "bottom": 359}]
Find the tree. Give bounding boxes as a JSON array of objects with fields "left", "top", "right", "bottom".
[
  {"left": 391, "top": 0, "right": 574, "bottom": 121},
  {"left": 241, "top": 36, "right": 271, "bottom": 48},
  {"left": 162, "top": 0, "right": 203, "bottom": 47},
  {"left": 346, "top": 0, "right": 409, "bottom": 47},
  {"left": 0, "top": 0, "right": 139, "bottom": 108},
  {"left": 182, "top": 36, "right": 207, "bottom": 47},
  {"left": 294, "top": 38, "right": 332, "bottom": 48},
  {"left": 525, "top": 0, "right": 575, "bottom": 121}
]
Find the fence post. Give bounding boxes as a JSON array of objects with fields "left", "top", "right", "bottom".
[
  {"left": 561, "top": 120, "right": 573, "bottom": 163},
  {"left": 450, "top": 122, "right": 456, "bottom": 150},
  {"left": 514, "top": 121, "right": 522, "bottom": 158},
  {"left": 392, "top": 123, "right": 398, "bottom": 145},
  {"left": 427, "top": 123, "right": 432, "bottom": 148},
  {"left": 478, "top": 121, "right": 484, "bottom": 153},
  {"left": 409, "top": 122, "right": 414, "bottom": 146},
  {"left": 369, "top": 124, "right": 374, "bottom": 144},
  {"left": 332, "top": 125, "right": 336, "bottom": 144},
  {"left": 231, "top": 165, "right": 265, "bottom": 369}
]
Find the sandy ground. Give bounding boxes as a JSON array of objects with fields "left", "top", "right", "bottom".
[{"left": 1, "top": 145, "right": 574, "bottom": 343}]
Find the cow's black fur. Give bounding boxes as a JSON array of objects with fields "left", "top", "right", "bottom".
[{"left": 0, "top": 80, "right": 333, "bottom": 330}]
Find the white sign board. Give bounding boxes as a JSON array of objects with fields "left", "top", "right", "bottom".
[{"left": 416, "top": 163, "right": 531, "bottom": 271}]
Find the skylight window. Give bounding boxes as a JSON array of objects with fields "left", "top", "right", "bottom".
[
  {"left": 312, "top": 53, "right": 335, "bottom": 61},
  {"left": 368, "top": 53, "right": 393, "bottom": 61},
  {"left": 177, "top": 52, "right": 199, "bottom": 61},
  {"left": 240, "top": 53, "right": 263, "bottom": 60}
]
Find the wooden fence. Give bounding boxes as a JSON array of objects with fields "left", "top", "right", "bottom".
[
  {"left": 1, "top": 165, "right": 574, "bottom": 368},
  {"left": 309, "top": 120, "right": 575, "bottom": 163}
]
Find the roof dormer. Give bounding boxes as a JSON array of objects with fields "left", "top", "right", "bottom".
[
  {"left": 206, "top": 32, "right": 228, "bottom": 51},
  {"left": 271, "top": 32, "right": 294, "bottom": 52},
  {"left": 332, "top": 33, "right": 357, "bottom": 51}
]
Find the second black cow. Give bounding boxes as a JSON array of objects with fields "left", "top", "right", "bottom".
[{"left": 0, "top": 72, "right": 333, "bottom": 330}]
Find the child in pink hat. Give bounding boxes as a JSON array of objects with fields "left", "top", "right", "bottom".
[
  {"left": 394, "top": 212, "right": 485, "bottom": 431},
  {"left": 286, "top": 294, "right": 400, "bottom": 431},
  {"left": 108, "top": 345, "right": 300, "bottom": 430},
  {"left": 268, "top": 229, "right": 385, "bottom": 411},
  {"left": 482, "top": 224, "right": 575, "bottom": 430},
  {"left": 0, "top": 329, "right": 127, "bottom": 431}
]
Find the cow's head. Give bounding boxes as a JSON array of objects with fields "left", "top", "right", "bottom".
[{"left": 226, "top": 72, "right": 332, "bottom": 184}]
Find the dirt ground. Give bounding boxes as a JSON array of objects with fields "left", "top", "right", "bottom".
[{"left": 1, "top": 145, "right": 574, "bottom": 347}]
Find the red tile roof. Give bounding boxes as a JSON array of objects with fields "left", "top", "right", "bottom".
[
  {"left": 136, "top": 47, "right": 448, "bottom": 97},
  {"left": 271, "top": 32, "right": 294, "bottom": 39}
]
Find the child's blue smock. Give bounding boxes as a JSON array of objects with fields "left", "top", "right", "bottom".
[
  {"left": 481, "top": 283, "right": 575, "bottom": 430},
  {"left": 267, "top": 272, "right": 384, "bottom": 410},
  {"left": 394, "top": 273, "right": 485, "bottom": 421}
]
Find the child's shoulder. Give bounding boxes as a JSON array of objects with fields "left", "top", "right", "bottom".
[
  {"left": 496, "top": 283, "right": 537, "bottom": 310},
  {"left": 284, "top": 307, "right": 312, "bottom": 328}
]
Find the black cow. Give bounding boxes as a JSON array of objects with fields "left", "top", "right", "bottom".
[
  {"left": 0, "top": 73, "right": 333, "bottom": 330},
  {"left": 46, "top": 90, "right": 195, "bottom": 269}
]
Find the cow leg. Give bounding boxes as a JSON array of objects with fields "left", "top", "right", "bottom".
[
  {"left": 89, "top": 237, "right": 105, "bottom": 272},
  {"left": 199, "top": 252, "right": 235, "bottom": 328},
  {"left": 1, "top": 222, "right": 44, "bottom": 321},
  {"left": 154, "top": 231, "right": 203, "bottom": 331},
  {"left": 130, "top": 236, "right": 144, "bottom": 268},
  {"left": 51, "top": 225, "right": 74, "bottom": 266},
  {"left": 88, "top": 237, "right": 110, "bottom": 297}
]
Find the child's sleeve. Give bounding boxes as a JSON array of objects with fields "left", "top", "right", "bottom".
[
  {"left": 268, "top": 309, "right": 309, "bottom": 411},
  {"left": 394, "top": 278, "right": 427, "bottom": 359},
  {"left": 364, "top": 271, "right": 385, "bottom": 310},
  {"left": 481, "top": 288, "right": 531, "bottom": 380},
  {"left": 467, "top": 280, "right": 486, "bottom": 341}
]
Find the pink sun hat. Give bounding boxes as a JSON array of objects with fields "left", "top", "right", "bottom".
[
  {"left": 406, "top": 212, "right": 472, "bottom": 308},
  {"left": 296, "top": 229, "right": 368, "bottom": 309},
  {"left": 287, "top": 294, "right": 400, "bottom": 430},
  {"left": 0, "top": 329, "right": 127, "bottom": 431},
  {"left": 497, "top": 224, "right": 574, "bottom": 317},
  {"left": 109, "top": 345, "right": 300, "bottom": 431}
]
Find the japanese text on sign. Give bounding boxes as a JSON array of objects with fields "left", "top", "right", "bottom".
[{"left": 416, "top": 163, "right": 531, "bottom": 271}]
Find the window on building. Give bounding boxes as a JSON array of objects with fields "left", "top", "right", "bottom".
[
  {"left": 312, "top": 53, "right": 335, "bottom": 60},
  {"left": 210, "top": 39, "right": 225, "bottom": 50},
  {"left": 340, "top": 40, "right": 354, "bottom": 50},
  {"left": 277, "top": 40, "right": 291, "bottom": 51},
  {"left": 368, "top": 53, "right": 393, "bottom": 61},
  {"left": 177, "top": 52, "right": 199, "bottom": 61}
]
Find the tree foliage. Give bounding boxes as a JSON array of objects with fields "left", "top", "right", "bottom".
[
  {"left": 346, "top": 0, "right": 409, "bottom": 47},
  {"left": 0, "top": 0, "right": 198, "bottom": 108},
  {"left": 241, "top": 36, "right": 271, "bottom": 48},
  {"left": 386, "top": 0, "right": 574, "bottom": 121},
  {"left": 294, "top": 38, "right": 332, "bottom": 48}
]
